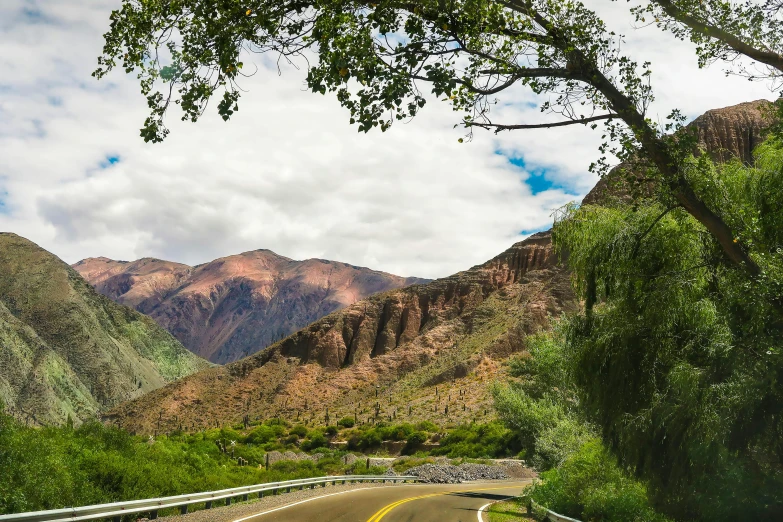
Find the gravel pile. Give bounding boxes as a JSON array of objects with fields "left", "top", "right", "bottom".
[{"left": 402, "top": 463, "right": 509, "bottom": 483}]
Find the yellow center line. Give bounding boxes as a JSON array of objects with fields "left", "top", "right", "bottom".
[{"left": 365, "top": 486, "right": 517, "bottom": 522}]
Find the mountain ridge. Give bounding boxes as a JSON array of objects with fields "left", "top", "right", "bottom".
[
  {"left": 105, "top": 231, "right": 575, "bottom": 433},
  {"left": 74, "top": 250, "right": 430, "bottom": 364}
]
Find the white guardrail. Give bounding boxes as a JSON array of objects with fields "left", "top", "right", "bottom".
[
  {"left": 0, "top": 475, "right": 418, "bottom": 522},
  {"left": 529, "top": 500, "right": 583, "bottom": 522}
]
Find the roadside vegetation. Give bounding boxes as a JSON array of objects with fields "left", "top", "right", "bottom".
[
  {"left": 492, "top": 137, "right": 783, "bottom": 522},
  {"left": 0, "top": 407, "right": 380, "bottom": 515},
  {"left": 486, "top": 498, "right": 535, "bottom": 522},
  {"left": 0, "top": 401, "right": 516, "bottom": 515}
]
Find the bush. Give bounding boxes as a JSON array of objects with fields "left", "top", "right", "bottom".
[
  {"left": 432, "top": 422, "right": 518, "bottom": 459},
  {"left": 301, "top": 433, "right": 328, "bottom": 451},
  {"left": 526, "top": 440, "right": 671, "bottom": 522},
  {"left": 246, "top": 424, "right": 284, "bottom": 444},
  {"left": 288, "top": 425, "right": 308, "bottom": 438},
  {"left": 406, "top": 431, "right": 428, "bottom": 445},
  {"left": 0, "top": 413, "right": 335, "bottom": 515},
  {"left": 324, "top": 425, "right": 338, "bottom": 437},
  {"left": 337, "top": 417, "right": 355, "bottom": 428}
]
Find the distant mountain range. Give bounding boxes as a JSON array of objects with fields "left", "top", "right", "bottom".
[
  {"left": 0, "top": 233, "right": 209, "bottom": 426},
  {"left": 105, "top": 231, "right": 576, "bottom": 433},
  {"left": 73, "top": 251, "right": 429, "bottom": 364}
]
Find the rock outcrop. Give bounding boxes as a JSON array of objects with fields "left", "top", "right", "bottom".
[
  {"left": 0, "top": 233, "right": 209, "bottom": 426},
  {"left": 74, "top": 251, "right": 429, "bottom": 364},
  {"left": 691, "top": 99, "right": 776, "bottom": 164},
  {"left": 583, "top": 99, "right": 776, "bottom": 206}
]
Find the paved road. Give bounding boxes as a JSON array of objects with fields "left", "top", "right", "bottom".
[{"left": 229, "top": 481, "right": 530, "bottom": 522}]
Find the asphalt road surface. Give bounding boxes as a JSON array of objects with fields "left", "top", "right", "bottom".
[{"left": 229, "top": 481, "right": 530, "bottom": 522}]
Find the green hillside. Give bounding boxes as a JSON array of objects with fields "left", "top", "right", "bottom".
[{"left": 0, "top": 233, "right": 210, "bottom": 426}]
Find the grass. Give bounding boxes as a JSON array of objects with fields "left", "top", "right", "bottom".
[{"left": 486, "top": 498, "right": 535, "bottom": 522}]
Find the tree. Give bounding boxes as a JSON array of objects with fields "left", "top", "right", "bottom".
[
  {"left": 94, "top": 0, "right": 774, "bottom": 298},
  {"left": 551, "top": 139, "right": 783, "bottom": 520},
  {"left": 635, "top": 0, "right": 783, "bottom": 81}
]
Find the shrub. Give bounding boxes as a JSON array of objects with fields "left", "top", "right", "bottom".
[
  {"left": 402, "top": 431, "right": 428, "bottom": 455},
  {"left": 301, "top": 433, "right": 328, "bottom": 451},
  {"left": 525, "top": 440, "right": 671, "bottom": 522},
  {"left": 337, "top": 417, "right": 355, "bottom": 428},
  {"left": 432, "top": 422, "right": 517, "bottom": 459},
  {"left": 288, "top": 425, "right": 307, "bottom": 438}
]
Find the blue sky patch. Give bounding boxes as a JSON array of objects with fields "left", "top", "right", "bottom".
[
  {"left": 100, "top": 155, "right": 121, "bottom": 169},
  {"left": 518, "top": 226, "right": 549, "bottom": 236},
  {"left": 507, "top": 155, "right": 559, "bottom": 195},
  {"left": 0, "top": 190, "right": 9, "bottom": 215}
]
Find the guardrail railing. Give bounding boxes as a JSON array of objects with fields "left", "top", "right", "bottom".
[
  {"left": 529, "top": 500, "right": 583, "bottom": 522},
  {"left": 0, "top": 474, "right": 418, "bottom": 522}
]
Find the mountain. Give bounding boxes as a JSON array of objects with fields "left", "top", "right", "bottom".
[
  {"left": 104, "top": 99, "right": 776, "bottom": 435},
  {"left": 74, "top": 252, "right": 430, "bottom": 364},
  {"left": 0, "top": 233, "right": 210, "bottom": 426},
  {"left": 583, "top": 99, "right": 775, "bottom": 206},
  {"left": 104, "top": 231, "right": 576, "bottom": 433}
]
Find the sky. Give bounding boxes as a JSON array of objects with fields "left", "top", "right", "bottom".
[{"left": 0, "top": 1, "right": 776, "bottom": 279}]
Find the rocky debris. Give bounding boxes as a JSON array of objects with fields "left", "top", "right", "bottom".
[
  {"left": 495, "top": 459, "right": 538, "bottom": 479},
  {"left": 261, "top": 451, "right": 327, "bottom": 466},
  {"left": 403, "top": 463, "right": 509, "bottom": 483},
  {"left": 368, "top": 457, "right": 395, "bottom": 469},
  {"left": 343, "top": 453, "right": 359, "bottom": 466},
  {"left": 264, "top": 451, "right": 284, "bottom": 466}
]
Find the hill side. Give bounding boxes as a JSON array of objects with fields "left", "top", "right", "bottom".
[
  {"left": 0, "top": 233, "right": 210, "bottom": 426},
  {"left": 74, "top": 251, "right": 430, "bottom": 364},
  {"left": 105, "top": 232, "right": 576, "bottom": 433}
]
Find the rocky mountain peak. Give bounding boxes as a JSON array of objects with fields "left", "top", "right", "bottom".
[
  {"left": 75, "top": 249, "right": 430, "bottom": 364},
  {"left": 583, "top": 99, "right": 777, "bottom": 206}
]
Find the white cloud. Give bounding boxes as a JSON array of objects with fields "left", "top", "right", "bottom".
[{"left": 0, "top": 0, "right": 775, "bottom": 279}]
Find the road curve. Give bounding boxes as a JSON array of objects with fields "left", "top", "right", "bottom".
[{"left": 230, "top": 481, "right": 530, "bottom": 522}]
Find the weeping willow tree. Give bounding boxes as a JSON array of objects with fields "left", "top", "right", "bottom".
[{"left": 552, "top": 137, "right": 783, "bottom": 521}]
